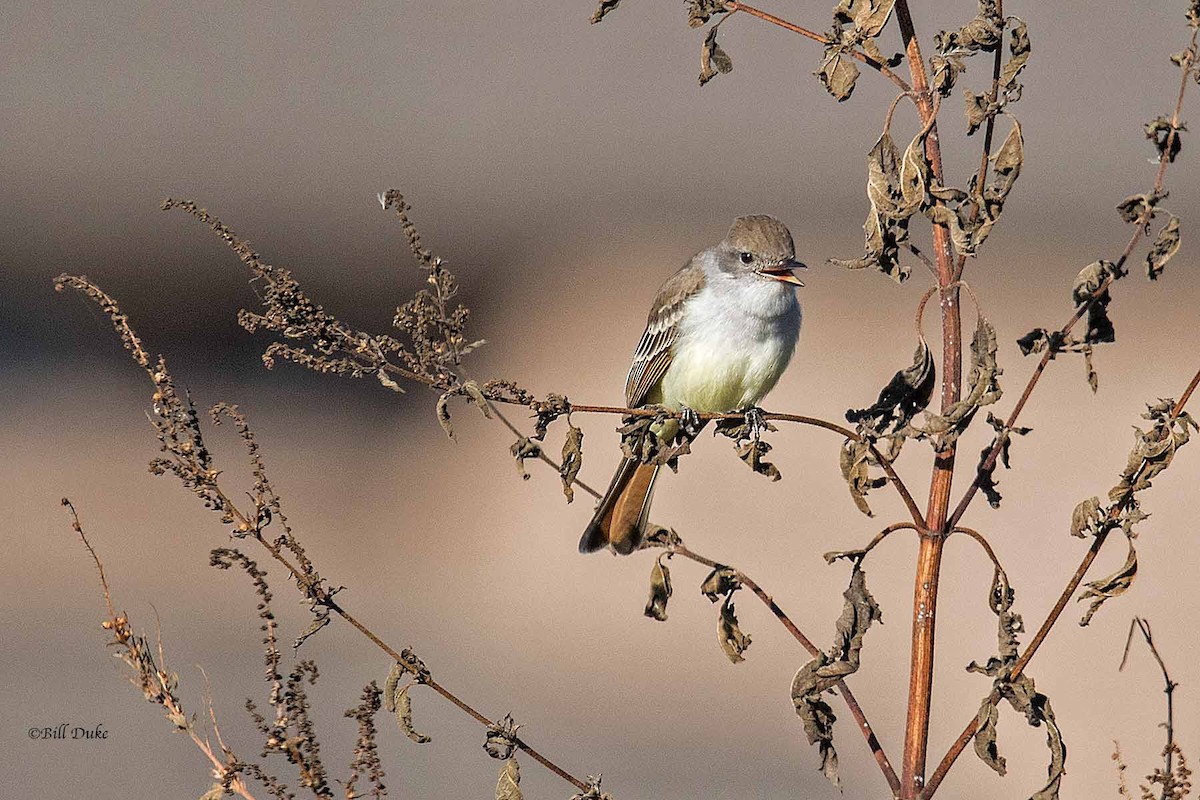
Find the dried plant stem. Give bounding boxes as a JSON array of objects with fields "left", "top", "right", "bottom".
[
  {"left": 206, "top": 493, "right": 591, "bottom": 792},
  {"left": 669, "top": 542, "right": 902, "bottom": 795},
  {"left": 923, "top": 366, "right": 1200, "bottom": 799},
  {"left": 723, "top": 1, "right": 913, "bottom": 93},
  {"left": 953, "top": 0, "right": 1006, "bottom": 283},
  {"left": 948, "top": 26, "right": 1196, "bottom": 530},
  {"left": 1120, "top": 618, "right": 1178, "bottom": 798},
  {"left": 64, "top": 500, "right": 259, "bottom": 800},
  {"left": 499, "top": 400, "right": 925, "bottom": 527},
  {"left": 889, "top": 3, "right": 962, "bottom": 796}
]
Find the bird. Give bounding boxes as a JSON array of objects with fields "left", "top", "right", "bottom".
[{"left": 579, "top": 214, "right": 806, "bottom": 555}]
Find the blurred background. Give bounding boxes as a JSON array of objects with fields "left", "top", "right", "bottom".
[{"left": 3, "top": 2, "right": 1198, "bottom": 798}]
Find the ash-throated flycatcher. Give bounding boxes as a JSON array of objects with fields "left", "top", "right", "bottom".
[{"left": 580, "top": 215, "right": 806, "bottom": 555}]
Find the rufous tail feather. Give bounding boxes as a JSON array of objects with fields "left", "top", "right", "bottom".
[{"left": 579, "top": 458, "right": 660, "bottom": 555}]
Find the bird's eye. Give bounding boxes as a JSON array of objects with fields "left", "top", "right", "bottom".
[{"left": 739, "top": 251, "right": 753, "bottom": 264}]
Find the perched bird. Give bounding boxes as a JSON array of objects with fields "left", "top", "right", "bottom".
[{"left": 580, "top": 215, "right": 806, "bottom": 555}]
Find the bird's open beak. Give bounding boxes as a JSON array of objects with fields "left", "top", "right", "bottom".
[{"left": 757, "top": 259, "right": 807, "bottom": 287}]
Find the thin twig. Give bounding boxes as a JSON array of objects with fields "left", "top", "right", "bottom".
[
  {"left": 723, "top": 1, "right": 913, "bottom": 93},
  {"left": 668, "top": 541, "right": 902, "bottom": 796},
  {"left": 947, "top": 24, "right": 1198, "bottom": 532},
  {"left": 63, "top": 500, "right": 259, "bottom": 800},
  {"left": 952, "top": 0, "right": 1006, "bottom": 283},
  {"left": 922, "top": 367, "right": 1200, "bottom": 799},
  {"left": 1120, "top": 617, "right": 1178, "bottom": 800},
  {"left": 463, "top": 389, "right": 926, "bottom": 527},
  {"left": 950, "top": 526, "right": 1005, "bottom": 580}
]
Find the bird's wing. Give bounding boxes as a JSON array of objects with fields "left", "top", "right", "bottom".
[{"left": 624, "top": 260, "right": 707, "bottom": 407}]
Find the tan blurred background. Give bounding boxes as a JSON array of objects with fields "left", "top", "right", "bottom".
[{"left": 3, "top": 2, "right": 1199, "bottom": 798}]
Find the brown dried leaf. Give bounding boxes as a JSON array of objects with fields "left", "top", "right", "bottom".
[
  {"left": 1146, "top": 116, "right": 1185, "bottom": 163},
  {"left": 717, "top": 594, "right": 751, "bottom": 663},
  {"left": 1072, "top": 260, "right": 1119, "bottom": 306},
  {"left": 510, "top": 436, "right": 541, "bottom": 481},
  {"left": 852, "top": 0, "right": 897, "bottom": 38},
  {"left": 1069, "top": 496, "right": 1106, "bottom": 539},
  {"left": 495, "top": 758, "right": 522, "bottom": 800},
  {"left": 1079, "top": 538, "right": 1138, "bottom": 627},
  {"left": 791, "top": 657, "right": 840, "bottom": 787},
  {"left": 700, "top": 566, "right": 740, "bottom": 602},
  {"left": 699, "top": 24, "right": 733, "bottom": 86},
  {"left": 1146, "top": 215, "right": 1181, "bottom": 280},
  {"left": 735, "top": 437, "right": 781, "bottom": 481},
  {"left": 974, "top": 698, "right": 1006, "bottom": 775},
  {"left": 559, "top": 422, "right": 583, "bottom": 503},
  {"left": 839, "top": 438, "right": 886, "bottom": 516},
  {"left": 436, "top": 391, "right": 455, "bottom": 440},
  {"left": 391, "top": 683, "right": 432, "bottom": 744},
  {"left": 790, "top": 569, "right": 881, "bottom": 788},
  {"left": 589, "top": 0, "right": 622, "bottom": 24},
  {"left": 644, "top": 554, "right": 673, "bottom": 622},
  {"left": 686, "top": 0, "right": 728, "bottom": 28},
  {"left": 817, "top": 47, "right": 860, "bottom": 102},
  {"left": 377, "top": 368, "right": 405, "bottom": 393},
  {"left": 846, "top": 339, "right": 935, "bottom": 433},
  {"left": 462, "top": 380, "right": 492, "bottom": 419}
]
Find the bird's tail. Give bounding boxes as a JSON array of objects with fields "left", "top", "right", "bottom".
[{"left": 579, "top": 457, "right": 661, "bottom": 555}]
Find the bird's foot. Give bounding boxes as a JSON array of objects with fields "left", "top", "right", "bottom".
[
  {"left": 741, "top": 406, "right": 771, "bottom": 441},
  {"left": 678, "top": 405, "right": 702, "bottom": 439}
]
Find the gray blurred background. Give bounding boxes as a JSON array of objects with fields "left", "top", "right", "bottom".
[{"left": 3, "top": 2, "right": 1198, "bottom": 798}]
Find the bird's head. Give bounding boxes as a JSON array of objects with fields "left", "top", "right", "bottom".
[{"left": 720, "top": 214, "right": 807, "bottom": 286}]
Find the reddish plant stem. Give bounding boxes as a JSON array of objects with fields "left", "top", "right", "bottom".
[
  {"left": 923, "top": 366, "right": 1200, "bottom": 799},
  {"left": 724, "top": 1, "right": 913, "bottom": 93},
  {"left": 889, "top": 3, "right": 962, "bottom": 797},
  {"left": 670, "top": 542, "right": 902, "bottom": 796}
]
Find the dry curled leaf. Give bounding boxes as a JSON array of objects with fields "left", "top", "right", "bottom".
[
  {"left": 700, "top": 566, "right": 740, "bottom": 602},
  {"left": 966, "top": 560, "right": 1066, "bottom": 799},
  {"left": 735, "top": 437, "right": 781, "bottom": 481},
  {"left": 1072, "top": 260, "right": 1119, "bottom": 307},
  {"left": 383, "top": 669, "right": 433, "bottom": 745},
  {"left": 686, "top": 0, "right": 727, "bottom": 28},
  {"left": 559, "top": 421, "right": 583, "bottom": 503},
  {"left": 436, "top": 391, "right": 455, "bottom": 440},
  {"left": 1078, "top": 538, "right": 1138, "bottom": 627},
  {"left": 846, "top": 339, "right": 935, "bottom": 433},
  {"left": 1117, "top": 190, "right": 1164, "bottom": 224},
  {"left": 589, "top": 0, "right": 622, "bottom": 24},
  {"left": 909, "top": 315, "right": 1001, "bottom": 450},
  {"left": 816, "top": 46, "right": 861, "bottom": 102},
  {"left": 376, "top": 367, "right": 405, "bottom": 393},
  {"left": 1146, "top": 115, "right": 1185, "bottom": 163},
  {"left": 510, "top": 436, "right": 541, "bottom": 481},
  {"left": 1069, "top": 496, "right": 1106, "bottom": 539},
  {"left": 1146, "top": 215, "right": 1181, "bottom": 280},
  {"left": 718, "top": 594, "right": 751, "bottom": 663},
  {"left": 698, "top": 24, "right": 733, "bottom": 86},
  {"left": 644, "top": 553, "right": 673, "bottom": 622},
  {"left": 496, "top": 758, "right": 522, "bottom": 800},
  {"left": 976, "top": 412, "right": 1031, "bottom": 508},
  {"left": 791, "top": 569, "right": 881, "bottom": 788},
  {"left": 839, "top": 437, "right": 886, "bottom": 517},
  {"left": 484, "top": 714, "right": 521, "bottom": 760}
]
